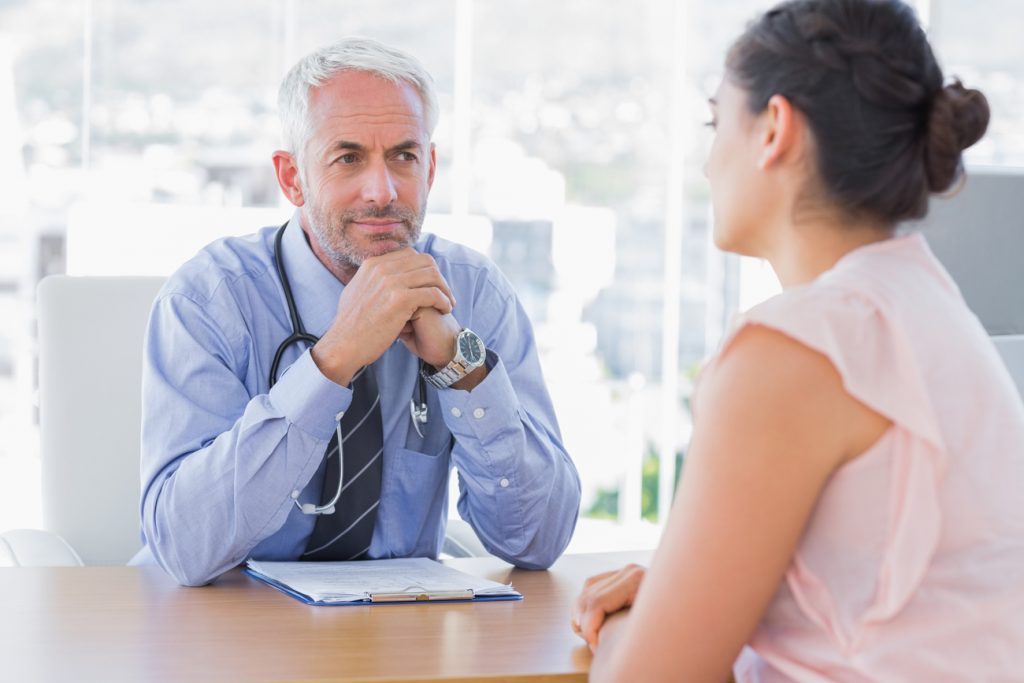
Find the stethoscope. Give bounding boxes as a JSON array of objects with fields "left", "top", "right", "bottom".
[{"left": 269, "top": 221, "right": 430, "bottom": 515}]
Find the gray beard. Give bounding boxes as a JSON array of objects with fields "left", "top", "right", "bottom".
[{"left": 307, "top": 202, "right": 424, "bottom": 271}]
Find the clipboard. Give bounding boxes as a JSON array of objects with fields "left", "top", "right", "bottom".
[{"left": 243, "top": 558, "right": 524, "bottom": 606}]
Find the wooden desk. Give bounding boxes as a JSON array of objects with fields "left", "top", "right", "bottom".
[{"left": 0, "top": 550, "right": 651, "bottom": 682}]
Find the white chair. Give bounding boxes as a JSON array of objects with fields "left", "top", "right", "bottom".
[
  {"left": 0, "top": 528, "right": 83, "bottom": 567},
  {"left": 993, "top": 334, "right": 1024, "bottom": 397},
  {"left": 26, "top": 274, "right": 486, "bottom": 568},
  {"left": 441, "top": 518, "right": 490, "bottom": 558},
  {"left": 36, "top": 275, "right": 165, "bottom": 566}
]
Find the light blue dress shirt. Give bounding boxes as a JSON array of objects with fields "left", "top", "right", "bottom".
[{"left": 131, "top": 214, "right": 581, "bottom": 586}]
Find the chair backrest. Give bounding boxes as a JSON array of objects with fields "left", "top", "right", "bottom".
[
  {"left": 37, "top": 275, "right": 165, "bottom": 565},
  {"left": 917, "top": 167, "right": 1024, "bottom": 336},
  {"left": 993, "top": 334, "right": 1024, "bottom": 398}
]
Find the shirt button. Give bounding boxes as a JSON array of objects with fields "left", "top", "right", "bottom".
[
  {"left": 499, "top": 478, "right": 510, "bottom": 488},
  {"left": 473, "top": 408, "right": 485, "bottom": 419},
  {"left": 291, "top": 489, "right": 300, "bottom": 498},
  {"left": 450, "top": 407, "right": 462, "bottom": 418}
]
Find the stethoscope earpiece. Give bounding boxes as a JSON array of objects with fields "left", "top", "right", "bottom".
[{"left": 409, "top": 400, "right": 429, "bottom": 438}]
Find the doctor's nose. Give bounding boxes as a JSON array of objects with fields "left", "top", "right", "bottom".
[{"left": 360, "top": 161, "right": 398, "bottom": 206}]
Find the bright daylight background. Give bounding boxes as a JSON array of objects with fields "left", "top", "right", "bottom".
[{"left": 1, "top": 0, "right": 1022, "bottom": 553}]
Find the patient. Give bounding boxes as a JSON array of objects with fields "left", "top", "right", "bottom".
[{"left": 572, "top": 0, "right": 1024, "bottom": 680}]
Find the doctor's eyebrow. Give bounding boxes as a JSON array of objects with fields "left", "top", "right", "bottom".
[
  {"left": 389, "top": 139, "right": 425, "bottom": 154},
  {"left": 328, "top": 139, "right": 423, "bottom": 153},
  {"left": 329, "top": 140, "right": 365, "bottom": 153}
]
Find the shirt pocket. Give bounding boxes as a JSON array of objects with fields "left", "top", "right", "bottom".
[
  {"left": 384, "top": 447, "right": 452, "bottom": 557},
  {"left": 402, "top": 395, "right": 454, "bottom": 457}
]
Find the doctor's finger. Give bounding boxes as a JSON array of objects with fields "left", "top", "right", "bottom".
[
  {"left": 402, "top": 286, "right": 454, "bottom": 316},
  {"left": 359, "top": 251, "right": 454, "bottom": 307},
  {"left": 390, "top": 264, "right": 455, "bottom": 308}
]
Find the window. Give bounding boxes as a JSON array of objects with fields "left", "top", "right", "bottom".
[{"left": 2, "top": 0, "right": 1020, "bottom": 550}]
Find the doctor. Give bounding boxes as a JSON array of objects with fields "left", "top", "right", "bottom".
[{"left": 132, "top": 37, "right": 581, "bottom": 586}]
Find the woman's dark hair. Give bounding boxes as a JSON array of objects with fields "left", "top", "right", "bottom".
[{"left": 727, "top": 0, "right": 990, "bottom": 224}]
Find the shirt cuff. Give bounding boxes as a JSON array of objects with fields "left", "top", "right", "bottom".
[
  {"left": 437, "top": 350, "right": 518, "bottom": 462},
  {"left": 268, "top": 349, "right": 352, "bottom": 440}
]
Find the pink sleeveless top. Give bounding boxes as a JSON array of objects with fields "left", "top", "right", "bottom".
[{"left": 724, "top": 234, "right": 1024, "bottom": 682}]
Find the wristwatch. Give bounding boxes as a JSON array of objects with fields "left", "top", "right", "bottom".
[{"left": 421, "top": 328, "right": 487, "bottom": 389}]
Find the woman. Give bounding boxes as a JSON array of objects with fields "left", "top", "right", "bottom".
[{"left": 572, "top": 0, "right": 1024, "bottom": 680}]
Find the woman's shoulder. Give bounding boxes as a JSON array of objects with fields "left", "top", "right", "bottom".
[
  {"left": 712, "top": 264, "right": 944, "bottom": 452},
  {"left": 725, "top": 278, "right": 882, "bottom": 372}
]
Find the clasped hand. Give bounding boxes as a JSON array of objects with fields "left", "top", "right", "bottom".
[
  {"left": 312, "top": 248, "right": 461, "bottom": 385},
  {"left": 571, "top": 563, "right": 646, "bottom": 652}
]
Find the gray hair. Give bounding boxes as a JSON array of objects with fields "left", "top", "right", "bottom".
[{"left": 278, "top": 37, "right": 439, "bottom": 168}]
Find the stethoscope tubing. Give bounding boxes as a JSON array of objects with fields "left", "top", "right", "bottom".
[
  {"left": 269, "top": 221, "right": 430, "bottom": 514},
  {"left": 269, "top": 223, "right": 320, "bottom": 388}
]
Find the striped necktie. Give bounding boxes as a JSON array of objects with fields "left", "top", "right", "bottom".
[{"left": 302, "top": 364, "right": 384, "bottom": 561}]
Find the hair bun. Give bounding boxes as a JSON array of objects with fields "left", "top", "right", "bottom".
[{"left": 925, "top": 80, "right": 991, "bottom": 192}]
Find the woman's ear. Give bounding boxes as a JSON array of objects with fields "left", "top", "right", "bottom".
[{"left": 758, "top": 94, "right": 804, "bottom": 171}]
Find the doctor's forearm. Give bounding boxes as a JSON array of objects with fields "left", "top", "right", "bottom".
[
  {"left": 456, "top": 423, "right": 580, "bottom": 569},
  {"left": 441, "top": 352, "right": 579, "bottom": 568},
  {"left": 141, "top": 406, "right": 327, "bottom": 586},
  {"left": 141, "top": 348, "right": 351, "bottom": 585}
]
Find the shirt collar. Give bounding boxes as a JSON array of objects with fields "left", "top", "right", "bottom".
[{"left": 279, "top": 208, "right": 344, "bottom": 338}]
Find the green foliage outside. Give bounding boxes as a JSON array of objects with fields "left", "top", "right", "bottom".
[{"left": 586, "top": 444, "right": 684, "bottom": 522}]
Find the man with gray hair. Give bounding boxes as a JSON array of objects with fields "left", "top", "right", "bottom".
[{"left": 132, "top": 37, "right": 581, "bottom": 586}]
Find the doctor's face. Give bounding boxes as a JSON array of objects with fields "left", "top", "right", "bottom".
[{"left": 299, "top": 70, "right": 436, "bottom": 271}]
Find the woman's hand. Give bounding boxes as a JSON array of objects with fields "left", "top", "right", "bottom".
[{"left": 571, "top": 563, "right": 646, "bottom": 651}]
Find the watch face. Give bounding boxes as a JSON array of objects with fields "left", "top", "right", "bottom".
[{"left": 459, "top": 331, "right": 485, "bottom": 364}]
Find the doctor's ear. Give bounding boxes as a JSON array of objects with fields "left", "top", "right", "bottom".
[{"left": 272, "top": 151, "right": 305, "bottom": 207}]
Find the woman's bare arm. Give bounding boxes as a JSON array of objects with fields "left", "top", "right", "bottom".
[{"left": 582, "top": 324, "right": 890, "bottom": 682}]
